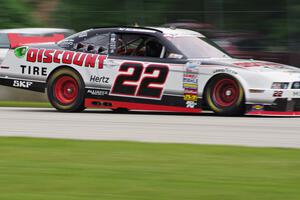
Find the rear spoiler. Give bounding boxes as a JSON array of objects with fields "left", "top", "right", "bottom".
[{"left": 7, "top": 33, "right": 65, "bottom": 49}]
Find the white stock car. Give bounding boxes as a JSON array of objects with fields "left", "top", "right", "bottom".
[{"left": 1, "top": 26, "right": 300, "bottom": 116}]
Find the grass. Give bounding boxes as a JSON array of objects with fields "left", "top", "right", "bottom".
[
  {"left": 0, "top": 101, "right": 51, "bottom": 108},
  {"left": 0, "top": 137, "right": 299, "bottom": 200}
]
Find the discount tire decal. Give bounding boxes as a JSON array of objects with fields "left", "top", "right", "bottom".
[{"left": 25, "top": 48, "right": 106, "bottom": 69}]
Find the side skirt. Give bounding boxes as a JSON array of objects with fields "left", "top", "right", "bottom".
[
  {"left": 85, "top": 98, "right": 202, "bottom": 113},
  {"left": 0, "top": 77, "right": 46, "bottom": 93}
]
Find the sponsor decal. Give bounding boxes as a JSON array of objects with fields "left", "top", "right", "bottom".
[
  {"left": 186, "top": 101, "right": 197, "bottom": 108},
  {"left": 13, "top": 80, "right": 33, "bottom": 88},
  {"left": 168, "top": 53, "right": 184, "bottom": 59},
  {"left": 293, "top": 91, "right": 300, "bottom": 97},
  {"left": 14, "top": 46, "right": 28, "bottom": 58},
  {"left": 78, "top": 31, "right": 88, "bottom": 38},
  {"left": 183, "top": 83, "right": 198, "bottom": 89},
  {"left": 213, "top": 68, "right": 237, "bottom": 75},
  {"left": 184, "top": 88, "right": 198, "bottom": 95},
  {"left": 59, "top": 39, "right": 74, "bottom": 47},
  {"left": 234, "top": 61, "right": 281, "bottom": 68},
  {"left": 183, "top": 77, "right": 197, "bottom": 84},
  {"left": 25, "top": 48, "right": 106, "bottom": 69},
  {"left": 184, "top": 94, "right": 197, "bottom": 101},
  {"left": 273, "top": 91, "right": 283, "bottom": 97},
  {"left": 110, "top": 33, "right": 117, "bottom": 54},
  {"left": 90, "top": 75, "right": 109, "bottom": 84},
  {"left": 87, "top": 89, "right": 109, "bottom": 96},
  {"left": 118, "top": 28, "right": 156, "bottom": 33},
  {"left": 251, "top": 104, "right": 264, "bottom": 111},
  {"left": 0, "top": 77, "right": 45, "bottom": 92},
  {"left": 183, "top": 61, "right": 199, "bottom": 108},
  {"left": 20, "top": 65, "right": 47, "bottom": 76},
  {"left": 183, "top": 74, "right": 198, "bottom": 79},
  {"left": 184, "top": 61, "right": 200, "bottom": 76}
]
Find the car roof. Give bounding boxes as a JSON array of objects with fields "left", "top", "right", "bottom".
[
  {"left": 91, "top": 26, "right": 205, "bottom": 38},
  {"left": 0, "top": 28, "right": 74, "bottom": 34},
  {"left": 149, "top": 27, "right": 205, "bottom": 37}
]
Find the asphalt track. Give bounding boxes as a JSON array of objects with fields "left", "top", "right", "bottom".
[{"left": 0, "top": 107, "right": 300, "bottom": 148}]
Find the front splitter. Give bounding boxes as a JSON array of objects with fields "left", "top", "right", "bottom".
[{"left": 246, "top": 110, "right": 300, "bottom": 116}]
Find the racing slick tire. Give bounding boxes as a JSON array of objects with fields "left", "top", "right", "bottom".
[
  {"left": 112, "top": 108, "right": 129, "bottom": 113},
  {"left": 205, "top": 74, "right": 245, "bottom": 116},
  {"left": 47, "top": 68, "right": 86, "bottom": 112}
]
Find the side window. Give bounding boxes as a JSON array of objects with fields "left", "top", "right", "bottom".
[
  {"left": 115, "top": 33, "right": 166, "bottom": 58},
  {"left": 0, "top": 34, "right": 10, "bottom": 48},
  {"left": 73, "top": 33, "right": 109, "bottom": 54}
]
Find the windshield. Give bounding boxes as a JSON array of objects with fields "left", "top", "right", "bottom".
[{"left": 167, "top": 36, "right": 230, "bottom": 59}]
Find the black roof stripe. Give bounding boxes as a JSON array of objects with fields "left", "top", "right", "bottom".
[{"left": 89, "top": 26, "right": 163, "bottom": 33}]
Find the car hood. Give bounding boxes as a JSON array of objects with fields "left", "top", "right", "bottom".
[{"left": 200, "top": 58, "right": 300, "bottom": 74}]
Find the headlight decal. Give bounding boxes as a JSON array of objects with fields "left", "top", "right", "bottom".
[{"left": 271, "top": 82, "right": 289, "bottom": 89}]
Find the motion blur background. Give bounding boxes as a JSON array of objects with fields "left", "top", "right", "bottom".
[{"left": 0, "top": 0, "right": 300, "bottom": 101}]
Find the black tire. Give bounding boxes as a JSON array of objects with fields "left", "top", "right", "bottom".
[
  {"left": 205, "top": 74, "right": 245, "bottom": 116},
  {"left": 47, "top": 68, "right": 85, "bottom": 112},
  {"left": 112, "top": 108, "right": 129, "bottom": 113}
]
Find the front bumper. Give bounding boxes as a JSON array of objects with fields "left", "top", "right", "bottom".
[{"left": 246, "top": 98, "right": 300, "bottom": 116}]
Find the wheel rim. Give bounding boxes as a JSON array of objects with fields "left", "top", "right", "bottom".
[
  {"left": 54, "top": 76, "right": 78, "bottom": 104},
  {"left": 212, "top": 78, "right": 240, "bottom": 107}
]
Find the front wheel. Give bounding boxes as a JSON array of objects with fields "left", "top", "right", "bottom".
[
  {"left": 205, "top": 75, "right": 245, "bottom": 116},
  {"left": 47, "top": 68, "right": 85, "bottom": 112}
]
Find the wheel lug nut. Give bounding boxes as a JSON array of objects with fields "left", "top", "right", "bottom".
[
  {"left": 225, "top": 90, "right": 232, "bottom": 96},
  {"left": 67, "top": 88, "right": 73, "bottom": 93}
]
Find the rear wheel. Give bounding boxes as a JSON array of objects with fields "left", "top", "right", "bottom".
[
  {"left": 47, "top": 68, "right": 85, "bottom": 112},
  {"left": 205, "top": 74, "right": 245, "bottom": 116}
]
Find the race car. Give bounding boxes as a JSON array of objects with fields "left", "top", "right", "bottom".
[{"left": 1, "top": 26, "right": 300, "bottom": 116}]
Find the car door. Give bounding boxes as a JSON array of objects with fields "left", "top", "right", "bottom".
[{"left": 98, "top": 32, "right": 200, "bottom": 112}]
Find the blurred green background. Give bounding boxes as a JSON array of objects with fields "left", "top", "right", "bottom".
[{"left": 0, "top": 0, "right": 299, "bottom": 50}]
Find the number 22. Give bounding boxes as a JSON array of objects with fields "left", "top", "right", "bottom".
[{"left": 111, "top": 62, "right": 169, "bottom": 99}]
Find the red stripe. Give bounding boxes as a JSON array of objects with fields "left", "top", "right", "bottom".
[
  {"left": 85, "top": 98, "right": 201, "bottom": 113},
  {"left": 8, "top": 33, "right": 65, "bottom": 48},
  {"left": 247, "top": 110, "right": 300, "bottom": 116}
]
